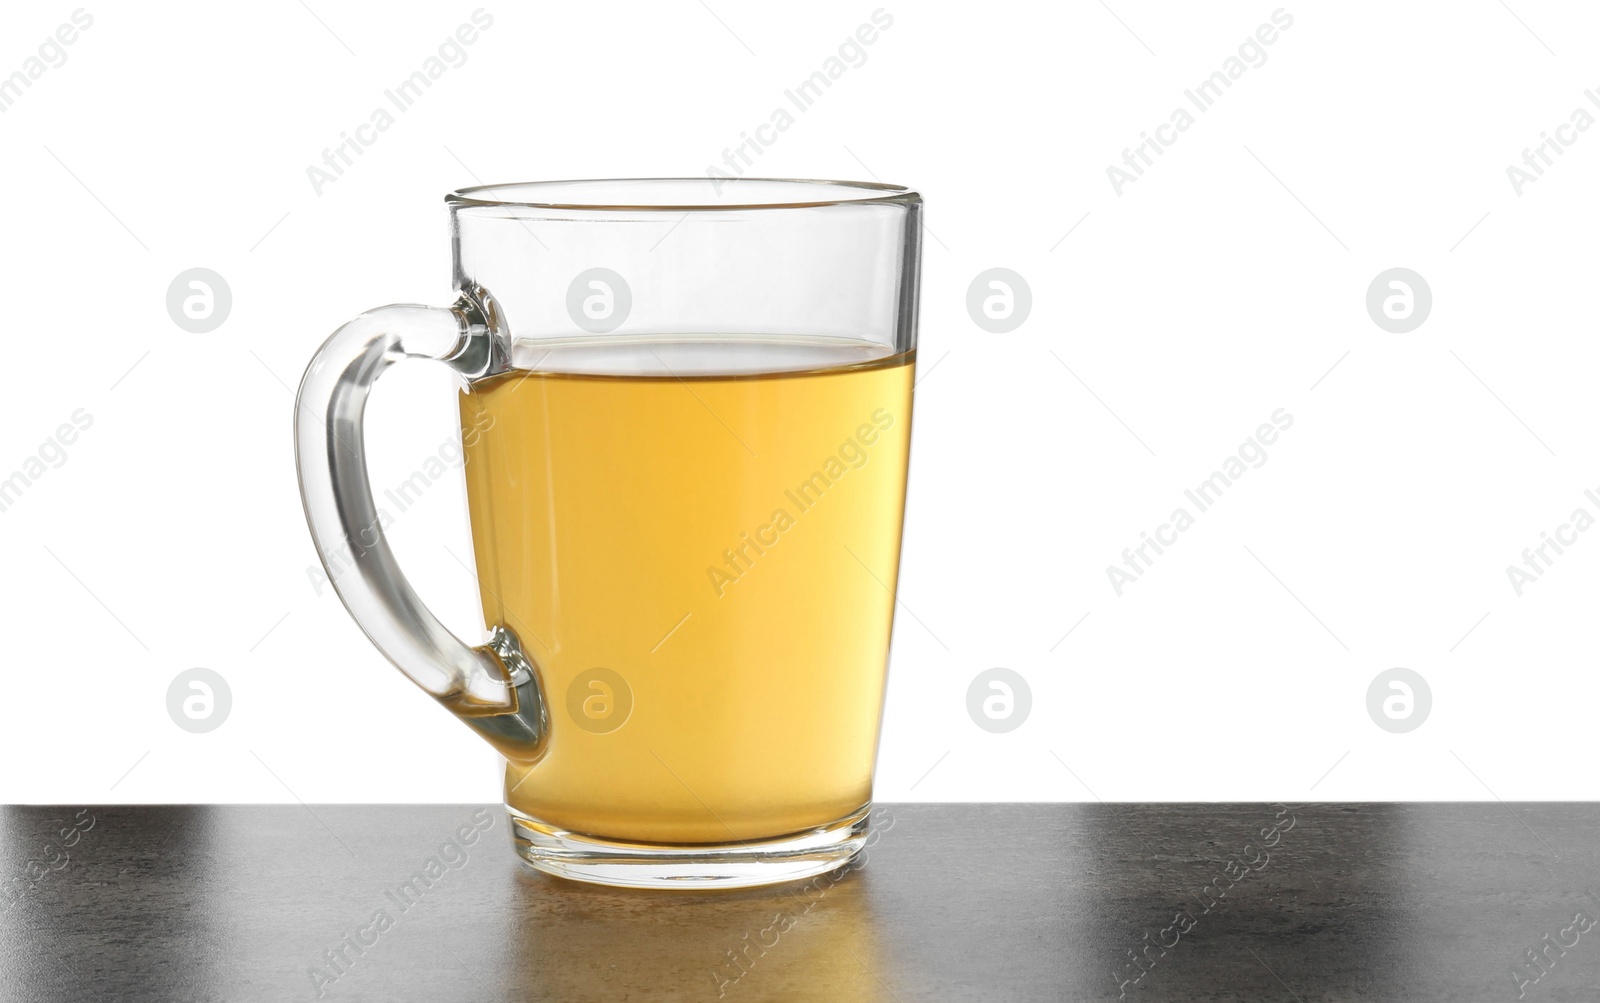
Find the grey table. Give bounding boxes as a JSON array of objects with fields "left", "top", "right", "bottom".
[{"left": 1, "top": 803, "right": 1596, "bottom": 1001}]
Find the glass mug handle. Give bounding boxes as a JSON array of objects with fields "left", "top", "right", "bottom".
[{"left": 294, "top": 303, "right": 545, "bottom": 762}]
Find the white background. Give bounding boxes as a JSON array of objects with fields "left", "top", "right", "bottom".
[{"left": 2, "top": 0, "right": 1596, "bottom": 806}]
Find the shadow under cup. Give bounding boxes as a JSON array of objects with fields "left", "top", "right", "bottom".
[{"left": 297, "top": 179, "right": 921, "bottom": 888}]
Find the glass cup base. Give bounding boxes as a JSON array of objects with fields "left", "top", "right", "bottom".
[{"left": 506, "top": 803, "right": 871, "bottom": 889}]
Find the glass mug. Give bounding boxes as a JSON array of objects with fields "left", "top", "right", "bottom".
[{"left": 295, "top": 179, "right": 921, "bottom": 887}]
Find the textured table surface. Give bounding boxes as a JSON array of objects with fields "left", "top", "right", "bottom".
[{"left": 2, "top": 803, "right": 1597, "bottom": 1001}]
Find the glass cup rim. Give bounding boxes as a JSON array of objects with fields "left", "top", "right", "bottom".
[{"left": 446, "top": 177, "right": 919, "bottom": 212}]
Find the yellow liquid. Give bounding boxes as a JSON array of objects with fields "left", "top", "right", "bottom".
[{"left": 459, "top": 341, "right": 914, "bottom": 844}]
